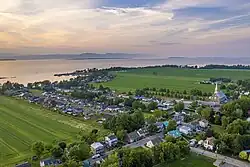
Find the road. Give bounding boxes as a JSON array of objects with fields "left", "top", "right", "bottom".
[{"left": 190, "top": 147, "right": 250, "bottom": 167}]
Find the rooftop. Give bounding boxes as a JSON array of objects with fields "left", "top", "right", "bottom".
[{"left": 91, "top": 142, "right": 104, "bottom": 149}]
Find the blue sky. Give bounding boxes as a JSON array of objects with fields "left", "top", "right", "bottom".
[{"left": 0, "top": 0, "right": 250, "bottom": 56}]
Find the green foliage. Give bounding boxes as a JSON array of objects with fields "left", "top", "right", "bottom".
[
  {"left": 166, "top": 120, "right": 177, "bottom": 132},
  {"left": 31, "top": 141, "right": 45, "bottom": 157},
  {"left": 200, "top": 107, "right": 212, "bottom": 120},
  {"left": 103, "top": 111, "right": 145, "bottom": 133},
  {"left": 176, "top": 141, "right": 190, "bottom": 157},
  {"left": 164, "top": 136, "right": 176, "bottom": 143},
  {"left": 51, "top": 146, "right": 63, "bottom": 158},
  {"left": 148, "top": 124, "right": 159, "bottom": 134},
  {"left": 221, "top": 116, "right": 229, "bottom": 129},
  {"left": 226, "top": 119, "right": 250, "bottom": 135},
  {"left": 148, "top": 102, "right": 158, "bottom": 111},
  {"left": 174, "top": 102, "right": 184, "bottom": 112},
  {"left": 58, "top": 141, "right": 67, "bottom": 150},
  {"left": 116, "top": 129, "right": 126, "bottom": 141},
  {"left": 68, "top": 142, "right": 90, "bottom": 161},
  {"left": 154, "top": 110, "right": 163, "bottom": 119},
  {"left": 239, "top": 151, "right": 248, "bottom": 160}
]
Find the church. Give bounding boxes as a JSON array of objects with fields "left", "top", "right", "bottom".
[{"left": 212, "top": 83, "right": 228, "bottom": 104}]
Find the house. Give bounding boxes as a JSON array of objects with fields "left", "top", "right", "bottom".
[
  {"left": 91, "top": 142, "right": 105, "bottom": 154},
  {"left": 15, "top": 162, "right": 31, "bottom": 167},
  {"left": 137, "top": 127, "right": 149, "bottom": 137},
  {"left": 146, "top": 137, "right": 163, "bottom": 148},
  {"left": 179, "top": 125, "right": 192, "bottom": 135},
  {"left": 105, "top": 135, "right": 118, "bottom": 147},
  {"left": 167, "top": 130, "right": 182, "bottom": 138},
  {"left": 204, "top": 137, "right": 215, "bottom": 151},
  {"left": 126, "top": 131, "right": 141, "bottom": 143},
  {"left": 173, "top": 112, "right": 184, "bottom": 125},
  {"left": 40, "top": 158, "right": 61, "bottom": 167},
  {"left": 154, "top": 122, "right": 164, "bottom": 132},
  {"left": 199, "top": 119, "right": 209, "bottom": 128}
]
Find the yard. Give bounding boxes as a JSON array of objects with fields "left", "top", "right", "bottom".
[
  {"left": 0, "top": 96, "right": 108, "bottom": 166},
  {"left": 155, "top": 153, "right": 215, "bottom": 167},
  {"left": 97, "top": 67, "right": 250, "bottom": 93}
]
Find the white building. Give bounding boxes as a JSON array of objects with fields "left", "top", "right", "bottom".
[
  {"left": 179, "top": 126, "right": 192, "bottom": 135},
  {"left": 91, "top": 142, "right": 104, "bottom": 154},
  {"left": 203, "top": 137, "right": 215, "bottom": 151},
  {"left": 105, "top": 135, "right": 118, "bottom": 147},
  {"left": 199, "top": 119, "right": 209, "bottom": 128}
]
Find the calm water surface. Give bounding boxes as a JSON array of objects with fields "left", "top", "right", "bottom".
[{"left": 0, "top": 59, "right": 173, "bottom": 84}]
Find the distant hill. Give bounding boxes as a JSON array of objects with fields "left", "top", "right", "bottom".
[{"left": 0, "top": 53, "right": 139, "bottom": 60}]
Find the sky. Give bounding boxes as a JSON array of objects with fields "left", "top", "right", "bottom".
[{"left": 0, "top": 0, "right": 250, "bottom": 57}]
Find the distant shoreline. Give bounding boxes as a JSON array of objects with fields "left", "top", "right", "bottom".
[{"left": 0, "top": 59, "right": 16, "bottom": 61}]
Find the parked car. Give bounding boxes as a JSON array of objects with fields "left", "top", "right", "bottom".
[{"left": 92, "top": 154, "right": 101, "bottom": 159}]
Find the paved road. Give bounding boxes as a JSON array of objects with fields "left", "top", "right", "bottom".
[{"left": 190, "top": 147, "right": 250, "bottom": 167}]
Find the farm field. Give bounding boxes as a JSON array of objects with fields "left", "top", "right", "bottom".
[
  {"left": 99, "top": 67, "right": 250, "bottom": 92},
  {"left": 155, "top": 153, "right": 215, "bottom": 167},
  {"left": 0, "top": 96, "right": 107, "bottom": 166}
]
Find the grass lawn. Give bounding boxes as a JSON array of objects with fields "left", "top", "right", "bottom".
[
  {"left": 155, "top": 153, "right": 215, "bottom": 167},
  {"left": 29, "top": 89, "right": 43, "bottom": 96},
  {"left": 0, "top": 96, "right": 108, "bottom": 166},
  {"left": 98, "top": 67, "right": 250, "bottom": 93},
  {"left": 211, "top": 124, "right": 225, "bottom": 134}
]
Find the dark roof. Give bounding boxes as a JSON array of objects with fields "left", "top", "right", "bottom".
[
  {"left": 108, "top": 135, "right": 117, "bottom": 140},
  {"left": 127, "top": 131, "right": 140, "bottom": 140},
  {"left": 151, "top": 137, "right": 163, "bottom": 145},
  {"left": 41, "top": 158, "right": 62, "bottom": 166},
  {"left": 15, "top": 162, "right": 31, "bottom": 167}
]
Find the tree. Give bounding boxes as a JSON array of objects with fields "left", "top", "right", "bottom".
[
  {"left": 148, "top": 102, "right": 158, "bottom": 111},
  {"left": 116, "top": 130, "right": 126, "bottom": 141},
  {"left": 226, "top": 119, "right": 250, "bottom": 135},
  {"left": 176, "top": 141, "right": 190, "bottom": 157},
  {"left": 201, "top": 107, "right": 212, "bottom": 120},
  {"left": 214, "top": 115, "right": 221, "bottom": 125},
  {"left": 58, "top": 141, "right": 67, "bottom": 150},
  {"left": 164, "top": 136, "right": 176, "bottom": 143},
  {"left": 166, "top": 120, "right": 177, "bottom": 132},
  {"left": 51, "top": 146, "right": 63, "bottom": 158},
  {"left": 221, "top": 116, "right": 229, "bottom": 129},
  {"left": 45, "top": 144, "right": 53, "bottom": 152},
  {"left": 68, "top": 142, "right": 90, "bottom": 161},
  {"left": 32, "top": 141, "right": 45, "bottom": 157},
  {"left": 239, "top": 151, "right": 248, "bottom": 160},
  {"left": 146, "top": 115, "right": 157, "bottom": 124},
  {"left": 174, "top": 102, "right": 184, "bottom": 112},
  {"left": 154, "top": 110, "right": 163, "bottom": 120},
  {"left": 148, "top": 124, "right": 158, "bottom": 134}
]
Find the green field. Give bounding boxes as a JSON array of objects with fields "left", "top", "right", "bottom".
[
  {"left": 0, "top": 96, "right": 107, "bottom": 166},
  {"left": 99, "top": 68, "right": 250, "bottom": 92},
  {"left": 155, "top": 153, "right": 215, "bottom": 167}
]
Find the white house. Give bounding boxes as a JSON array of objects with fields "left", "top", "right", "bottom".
[
  {"left": 199, "top": 119, "right": 209, "bottom": 128},
  {"left": 179, "top": 125, "right": 192, "bottom": 135},
  {"left": 91, "top": 142, "right": 104, "bottom": 154},
  {"left": 203, "top": 137, "right": 215, "bottom": 151},
  {"left": 105, "top": 135, "right": 118, "bottom": 147},
  {"left": 146, "top": 137, "right": 163, "bottom": 148}
]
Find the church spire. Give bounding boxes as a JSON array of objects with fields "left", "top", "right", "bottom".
[{"left": 215, "top": 82, "right": 218, "bottom": 93}]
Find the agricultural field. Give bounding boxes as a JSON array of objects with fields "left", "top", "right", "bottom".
[
  {"left": 155, "top": 153, "right": 215, "bottom": 167},
  {"left": 0, "top": 96, "right": 107, "bottom": 166},
  {"left": 98, "top": 67, "right": 250, "bottom": 93}
]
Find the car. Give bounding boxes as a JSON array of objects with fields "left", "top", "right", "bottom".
[
  {"left": 189, "top": 139, "right": 197, "bottom": 147},
  {"left": 92, "top": 154, "right": 101, "bottom": 159}
]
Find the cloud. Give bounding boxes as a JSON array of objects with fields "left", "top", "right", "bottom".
[{"left": 0, "top": 0, "right": 249, "bottom": 56}]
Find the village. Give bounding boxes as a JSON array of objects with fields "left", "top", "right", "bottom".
[{"left": 1, "top": 69, "right": 249, "bottom": 167}]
